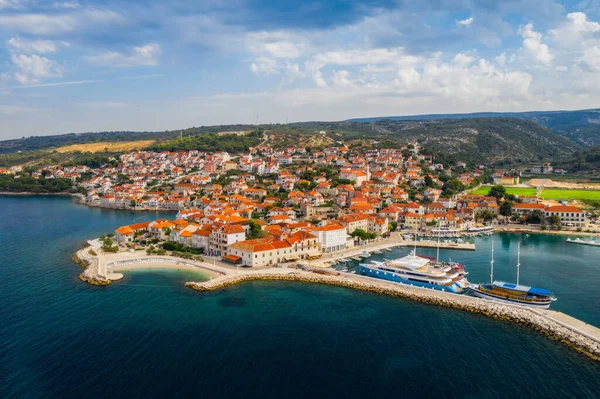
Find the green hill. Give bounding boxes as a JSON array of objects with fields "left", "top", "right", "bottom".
[{"left": 298, "top": 118, "right": 579, "bottom": 166}]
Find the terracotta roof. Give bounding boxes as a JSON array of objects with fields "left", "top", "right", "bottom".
[{"left": 545, "top": 205, "right": 583, "bottom": 213}]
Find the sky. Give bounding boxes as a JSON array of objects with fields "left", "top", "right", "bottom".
[{"left": 1, "top": 0, "right": 600, "bottom": 139}]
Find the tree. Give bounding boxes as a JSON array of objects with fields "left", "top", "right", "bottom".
[
  {"left": 129, "top": 200, "right": 136, "bottom": 208},
  {"left": 389, "top": 221, "right": 398, "bottom": 231},
  {"left": 525, "top": 210, "right": 544, "bottom": 224},
  {"left": 499, "top": 201, "right": 513, "bottom": 217},
  {"left": 442, "top": 179, "right": 464, "bottom": 195},
  {"left": 476, "top": 209, "right": 495, "bottom": 222},
  {"left": 350, "top": 229, "right": 377, "bottom": 240},
  {"left": 489, "top": 185, "right": 506, "bottom": 200},
  {"left": 548, "top": 215, "right": 562, "bottom": 229},
  {"left": 424, "top": 175, "right": 434, "bottom": 187},
  {"left": 247, "top": 220, "right": 262, "bottom": 239}
]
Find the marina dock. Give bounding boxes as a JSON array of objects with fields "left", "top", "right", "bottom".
[{"left": 312, "top": 236, "right": 475, "bottom": 267}]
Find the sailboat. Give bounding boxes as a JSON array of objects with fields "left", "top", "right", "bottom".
[{"left": 470, "top": 241, "right": 556, "bottom": 309}]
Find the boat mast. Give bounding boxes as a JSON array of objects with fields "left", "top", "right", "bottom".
[
  {"left": 490, "top": 240, "right": 495, "bottom": 284},
  {"left": 413, "top": 232, "right": 417, "bottom": 256},
  {"left": 436, "top": 232, "right": 440, "bottom": 263},
  {"left": 516, "top": 241, "right": 521, "bottom": 285}
]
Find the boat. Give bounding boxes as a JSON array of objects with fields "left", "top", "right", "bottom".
[
  {"left": 566, "top": 235, "right": 600, "bottom": 247},
  {"left": 373, "top": 250, "right": 383, "bottom": 255},
  {"left": 352, "top": 256, "right": 363, "bottom": 261},
  {"left": 357, "top": 241, "right": 469, "bottom": 293},
  {"left": 470, "top": 241, "right": 556, "bottom": 309},
  {"left": 385, "top": 248, "right": 393, "bottom": 252}
]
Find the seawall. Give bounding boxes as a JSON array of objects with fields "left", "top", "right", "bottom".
[{"left": 185, "top": 271, "right": 600, "bottom": 362}]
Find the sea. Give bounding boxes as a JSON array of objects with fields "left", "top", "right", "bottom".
[{"left": 1, "top": 196, "right": 599, "bottom": 399}]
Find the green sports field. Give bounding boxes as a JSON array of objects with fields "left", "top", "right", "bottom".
[
  {"left": 540, "top": 189, "right": 600, "bottom": 201},
  {"left": 469, "top": 187, "right": 538, "bottom": 196}
]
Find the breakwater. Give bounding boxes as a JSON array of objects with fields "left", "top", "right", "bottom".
[
  {"left": 73, "top": 248, "right": 111, "bottom": 286},
  {"left": 186, "top": 270, "right": 600, "bottom": 362}
]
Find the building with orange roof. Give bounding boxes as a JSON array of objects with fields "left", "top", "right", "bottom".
[
  {"left": 227, "top": 237, "right": 292, "bottom": 267},
  {"left": 337, "top": 212, "right": 369, "bottom": 234},
  {"left": 404, "top": 212, "right": 422, "bottom": 230},
  {"left": 310, "top": 222, "right": 347, "bottom": 252},
  {"left": 512, "top": 203, "right": 546, "bottom": 216},
  {"left": 544, "top": 205, "right": 587, "bottom": 227},
  {"left": 209, "top": 224, "right": 247, "bottom": 256},
  {"left": 348, "top": 202, "right": 376, "bottom": 214}
]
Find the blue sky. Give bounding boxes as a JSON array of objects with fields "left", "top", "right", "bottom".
[{"left": 1, "top": 0, "right": 600, "bottom": 139}]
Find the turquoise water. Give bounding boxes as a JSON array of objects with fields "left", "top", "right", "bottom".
[{"left": 1, "top": 196, "right": 599, "bottom": 398}]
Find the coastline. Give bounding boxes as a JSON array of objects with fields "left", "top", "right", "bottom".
[
  {"left": 493, "top": 226, "right": 600, "bottom": 237},
  {"left": 0, "top": 191, "right": 82, "bottom": 197},
  {"left": 73, "top": 244, "right": 600, "bottom": 362},
  {"left": 185, "top": 270, "right": 600, "bottom": 363}
]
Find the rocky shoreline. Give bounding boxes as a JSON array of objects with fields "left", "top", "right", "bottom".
[
  {"left": 186, "top": 271, "right": 600, "bottom": 362},
  {"left": 73, "top": 249, "right": 111, "bottom": 286}
]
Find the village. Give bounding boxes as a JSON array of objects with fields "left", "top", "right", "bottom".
[{"left": 25, "top": 139, "right": 596, "bottom": 268}]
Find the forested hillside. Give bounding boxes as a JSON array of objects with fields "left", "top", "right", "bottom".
[
  {"left": 348, "top": 108, "right": 600, "bottom": 147},
  {"left": 296, "top": 118, "right": 580, "bottom": 166}
]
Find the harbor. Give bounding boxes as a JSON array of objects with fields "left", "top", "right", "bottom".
[
  {"left": 184, "top": 267, "right": 600, "bottom": 362},
  {"left": 312, "top": 233, "right": 475, "bottom": 269},
  {"left": 74, "top": 239, "right": 600, "bottom": 362}
]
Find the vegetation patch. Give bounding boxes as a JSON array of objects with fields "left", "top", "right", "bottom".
[
  {"left": 540, "top": 189, "right": 600, "bottom": 201},
  {"left": 53, "top": 140, "right": 156, "bottom": 153},
  {"left": 470, "top": 186, "right": 537, "bottom": 196}
]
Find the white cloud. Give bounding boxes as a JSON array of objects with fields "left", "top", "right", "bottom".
[
  {"left": 452, "top": 53, "right": 476, "bottom": 67},
  {"left": 85, "top": 43, "right": 161, "bottom": 67},
  {"left": 52, "top": 1, "right": 79, "bottom": 9},
  {"left": 11, "top": 54, "right": 64, "bottom": 84},
  {"left": 518, "top": 23, "right": 553, "bottom": 65},
  {"left": 12, "top": 80, "right": 96, "bottom": 89},
  {"left": 7, "top": 37, "right": 60, "bottom": 54},
  {"left": 0, "top": 9, "right": 122, "bottom": 35},
  {"left": 0, "top": 0, "right": 25, "bottom": 10},
  {"left": 246, "top": 31, "right": 308, "bottom": 59},
  {"left": 250, "top": 58, "right": 279, "bottom": 75},
  {"left": 457, "top": 17, "right": 474, "bottom": 26},
  {"left": 579, "top": 45, "right": 600, "bottom": 71},
  {"left": 332, "top": 70, "right": 353, "bottom": 87},
  {"left": 549, "top": 12, "right": 600, "bottom": 46}
]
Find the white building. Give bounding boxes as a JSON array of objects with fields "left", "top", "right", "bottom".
[{"left": 310, "top": 223, "right": 347, "bottom": 253}]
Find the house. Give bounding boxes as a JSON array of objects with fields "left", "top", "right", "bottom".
[
  {"left": 368, "top": 216, "right": 389, "bottom": 236},
  {"left": 339, "top": 169, "right": 368, "bottom": 186},
  {"left": 493, "top": 176, "right": 520, "bottom": 185},
  {"left": 404, "top": 212, "right": 422, "bottom": 230},
  {"left": 209, "top": 224, "right": 246, "bottom": 256},
  {"left": 337, "top": 213, "right": 369, "bottom": 234},
  {"left": 114, "top": 222, "right": 150, "bottom": 243}
]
